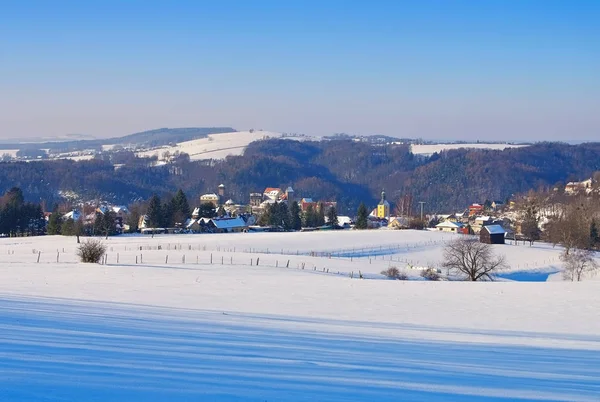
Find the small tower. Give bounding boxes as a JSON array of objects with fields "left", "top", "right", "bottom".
[
  {"left": 218, "top": 184, "right": 225, "bottom": 197},
  {"left": 285, "top": 186, "right": 294, "bottom": 203},
  {"left": 377, "top": 190, "right": 390, "bottom": 219}
]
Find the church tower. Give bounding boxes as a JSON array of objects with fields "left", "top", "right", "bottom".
[{"left": 377, "top": 190, "right": 390, "bottom": 219}]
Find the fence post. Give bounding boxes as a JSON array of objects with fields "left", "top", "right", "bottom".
[
  {"left": 211, "top": 253, "right": 213, "bottom": 264},
  {"left": 286, "top": 260, "right": 290, "bottom": 268},
  {"left": 57, "top": 252, "right": 59, "bottom": 263},
  {"left": 166, "top": 255, "right": 169, "bottom": 264},
  {"left": 37, "top": 251, "right": 41, "bottom": 263}
]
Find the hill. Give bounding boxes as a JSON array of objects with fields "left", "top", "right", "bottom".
[
  {"left": 0, "top": 140, "right": 599, "bottom": 213},
  {"left": 0, "top": 127, "right": 236, "bottom": 153}
]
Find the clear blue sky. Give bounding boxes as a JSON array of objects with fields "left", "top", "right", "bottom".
[{"left": 1, "top": 0, "right": 599, "bottom": 141}]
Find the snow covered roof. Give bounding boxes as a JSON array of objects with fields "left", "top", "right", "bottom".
[
  {"left": 482, "top": 225, "right": 506, "bottom": 235},
  {"left": 201, "top": 193, "right": 219, "bottom": 199},
  {"left": 211, "top": 217, "right": 247, "bottom": 230},
  {"left": 112, "top": 206, "right": 128, "bottom": 214},
  {"left": 192, "top": 207, "right": 200, "bottom": 216},
  {"left": 225, "top": 199, "right": 235, "bottom": 205},
  {"left": 63, "top": 210, "right": 81, "bottom": 220},
  {"left": 436, "top": 221, "right": 463, "bottom": 228}
]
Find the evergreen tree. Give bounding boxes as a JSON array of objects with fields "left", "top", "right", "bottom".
[
  {"left": 146, "top": 194, "right": 163, "bottom": 227},
  {"left": 61, "top": 218, "right": 76, "bottom": 236},
  {"left": 278, "top": 202, "right": 291, "bottom": 230},
  {"left": 217, "top": 205, "right": 226, "bottom": 217},
  {"left": 303, "top": 204, "right": 316, "bottom": 228},
  {"left": 289, "top": 201, "right": 302, "bottom": 230},
  {"left": 326, "top": 205, "right": 338, "bottom": 227},
  {"left": 47, "top": 212, "right": 63, "bottom": 235},
  {"left": 171, "top": 189, "right": 190, "bottom": 226},
  {"left": 162, "top": 199, "right": 174, "bottom": 227},
  {"left": 258, "top": 204, "right": 271, "bottom": 226},
  {"left": 356, "top": 203, "right": 368, "bottom": 229},
  {"left": 316, "top": 203, "right": 326, "bottom": 227}
]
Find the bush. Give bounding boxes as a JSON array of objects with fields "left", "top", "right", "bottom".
[
  {"left": 381, "top": 267, "right": 408, "bottom": 280},
  {"left": 421, "top": 268, "right": 440, "bottom": 281},
  {"left": 77, "top": 239, "right": 106, "bottom": 263}
]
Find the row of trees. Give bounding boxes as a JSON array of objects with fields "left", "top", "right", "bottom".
[
  {"left": 257, "top": 201, "right": 339, "bottom": 230},
  {"left": 145, "top": 189, "right": 191, "bottom": 228},
  {"left": 0, "top": 188, "right": 45, "bottom": 236}
]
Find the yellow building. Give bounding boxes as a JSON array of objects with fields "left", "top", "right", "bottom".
[
  {"left": 200, "top": 193, "right": 219, "bottom": 207},
  {"left": 377, "top": 190, "right": 390, "bottom": 219}
]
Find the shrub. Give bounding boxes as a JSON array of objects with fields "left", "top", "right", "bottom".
[
  {"left": 77, "top": 239, "right": 106, "bottom": 263},
  {"left": 381, "top": 267, "right": 408, "bottom": 280},
  {"left": 421, "top": 268, "right": 440, "bottom": 281}
]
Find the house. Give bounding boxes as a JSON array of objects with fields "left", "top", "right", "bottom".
[
  {"left": 435, "top": 221, "right": 464, "bottom": 233},
  {"left": 185, "top": 218, "right": 200, "bottom": 233},
  {"left": 200, "top": 193, "right": 220, "bottom": 206},
  {"left": 300, "top": 198, "right": 316, "bottom": 212},
  {"left": 480, "top": 225, "right": 506, "bottom": 244},
  {"left": 469, "top": 203, "right": 484, "bottom": 217},
  {"left": 209, "top": 217, "right": 248, "bottom": 233},
  {"left": 263, "top": 187, "right": 283, "bottom": 201},
  {"left": 565, "top": 178, "right": 593, "bottom": 195},
  {"left": 471, "top": 216, "right": 492, "bottom": 234},
  {"left": 491, "top": 201, "right": 504, "bottom": 210},
  {"left": 138, "top": 215, "right": 148, "bottom": 229},
  {"left": 249, "top": 193, "right": 263, "bottom": 207},
  {"left": 376, "top": 190, "right": 390, "bottom": 219},
  {"left": 63, "top": 210, "right": 81, "bottom": 221},
  {"left": 388, "top": 216, "right": 410, "bottom": 229}
]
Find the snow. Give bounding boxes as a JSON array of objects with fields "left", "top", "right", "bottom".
[
  {"left": 411, "top": 143, "right": 527, "bottom": 155},
  {"left": 1, "top": 230, "right": 599, "bottom": 401},
  {"left": 136, "top": 130, "right": 309, "bottom": 161}
]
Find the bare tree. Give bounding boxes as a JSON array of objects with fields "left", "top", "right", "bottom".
[
  {"left": 560, "top": 249, "right": 598, "bottom": 281},
  {"left": 442, "top": 237, "right": 508, "bottom": 281}
]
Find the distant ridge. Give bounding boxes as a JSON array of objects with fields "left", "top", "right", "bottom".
[{"left": 0, "top": 127, "right": 236, "bottom": 152}]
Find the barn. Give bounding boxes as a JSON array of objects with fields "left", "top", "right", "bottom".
[{"left": 480, "top": 225, "right": 506, "bottom": 245}]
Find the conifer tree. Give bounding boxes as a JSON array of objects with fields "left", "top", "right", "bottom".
[
  {"left": 289, "top": 201, "right": 302, "bottom": 230},
  {"left": 146, "top": 194, "right": 163, "bottom": 228},
  {"left": 356, "top": 203, "right": 369, "bottom": 229},
  {"left": 326, "top": 205, "right": 338, "bottom": 227},
  {"left": 303, "top": 204, "right": 316, "bottom": 228},
  {"left": 47, "top": 211, "right": 63, "bottom": 235},
  {"left": 316, "top": 203, "right": 326, "bottom": 227}
]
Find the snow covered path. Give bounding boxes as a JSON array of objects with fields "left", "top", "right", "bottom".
[{"left": 1, "top": 297, "right": 599, "bottom": 402}]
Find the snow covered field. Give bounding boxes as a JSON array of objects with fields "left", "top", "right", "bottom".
[
  {"left": 1, "top": 231, "right": 599, "bottom": 401},
  {"left": 136, "top": 130, "right": 311, "bottom": 161},
  {"left": 411, "top": 143, "right": 527, "bottom": 156}
]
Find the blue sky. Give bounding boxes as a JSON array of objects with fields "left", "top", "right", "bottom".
[{"left": 1, "top": 0, "right": 599, "bottom": 141}]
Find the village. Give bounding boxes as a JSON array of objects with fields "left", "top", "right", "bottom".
[{"left": 37, "top": 176, "right": 599, "bottom": 250}]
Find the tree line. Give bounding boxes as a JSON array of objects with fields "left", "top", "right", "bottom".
[{"left": 0, "top": 187, "right": 45, "bottom": 236}]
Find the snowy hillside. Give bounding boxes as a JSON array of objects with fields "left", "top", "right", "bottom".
[
  {"left": 1, "top": 231, "right": 599, "bottom": 401},
  {"left": 136, "top": 130, "right": 311, "bottom": 161},
  {"left": 411, "top": 143, "right": 527, "bottom": 156}
]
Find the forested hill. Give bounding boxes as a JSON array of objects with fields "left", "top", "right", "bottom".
[{"left": 0, "top": 140, "right": 599, "bottom": 213}]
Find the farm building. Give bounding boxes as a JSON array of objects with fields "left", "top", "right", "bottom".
[
  {"left": 480, "top": 225, "right": 506, "bottom": 244},
  {"left": 435, "top": 221, "right": 464, "bottom": 233}
]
